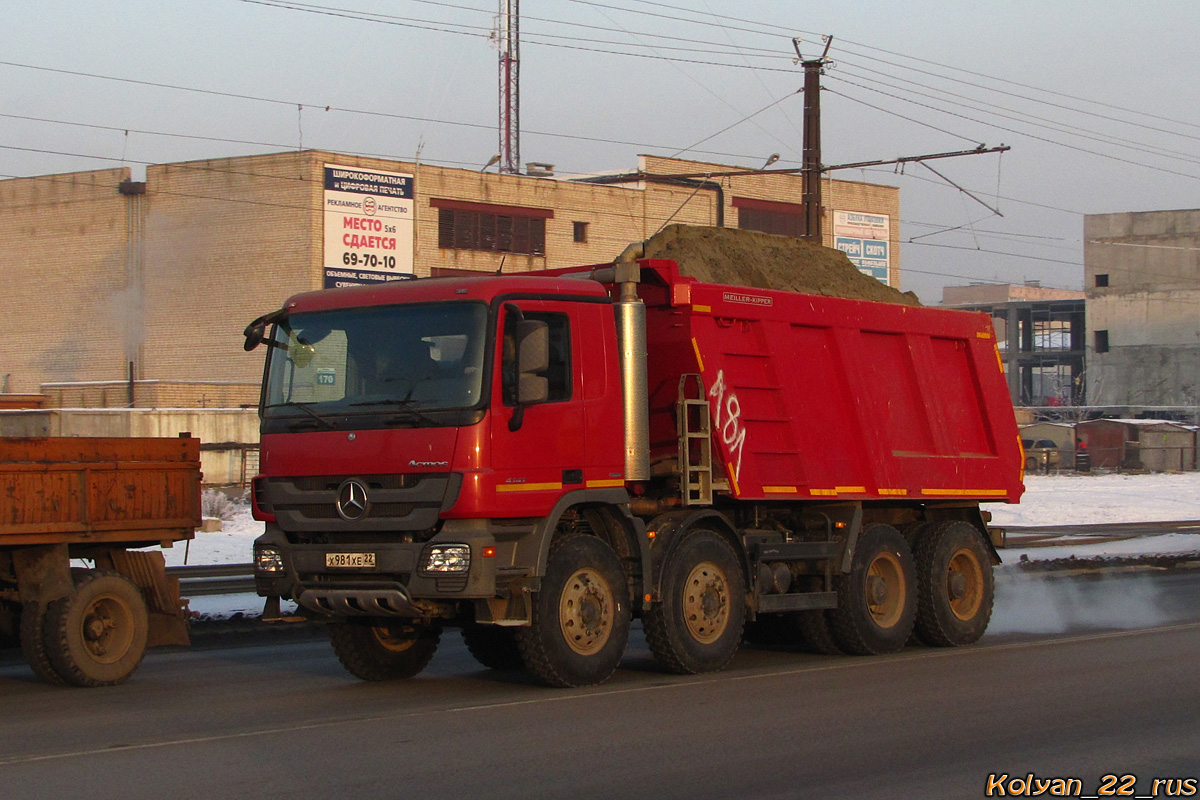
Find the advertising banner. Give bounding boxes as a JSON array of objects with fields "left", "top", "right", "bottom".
[
  {"left": 323, "top": 165, "right": 414, "bottom": 288},
  {"left": 833, "top": 210, "right": 890, "bottom": 285}
]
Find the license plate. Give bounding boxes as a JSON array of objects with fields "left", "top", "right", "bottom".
[{"left": 326, "top": 552, "right": 376, "bottom": 569}]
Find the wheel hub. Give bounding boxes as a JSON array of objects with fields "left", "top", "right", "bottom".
[
  {"left": 559, "top": 568, "right": 614, "bottom": 656},
  {"left": 683, "top": 561, "right": 729, "bottom": 644}
]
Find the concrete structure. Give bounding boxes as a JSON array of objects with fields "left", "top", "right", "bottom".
[
  {"left": 1085, "top": 209, "right": 1200, "bottom": 406},
  {"left": 0, "top": 151, "right": 901, "bottom": 407},
  {"left": 941, "top": 283, "right": 1085, "bottom": 406}
]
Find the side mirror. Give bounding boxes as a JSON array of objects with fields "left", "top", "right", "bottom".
[
  {"left": 243, "top": 321, "right": 266, "bottom": 352},
  {"left": 508, "top": 319, "right": 549, "bottom": 431}
]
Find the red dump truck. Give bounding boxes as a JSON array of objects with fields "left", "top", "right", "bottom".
[
  {"left": 244, "top": 249, "right": 1023, "bottom": 687},
  {"left": 0, "top": 436, "right": 200, "bottom": 686}
]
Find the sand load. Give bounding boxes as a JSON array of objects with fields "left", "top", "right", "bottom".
[{"left": 635, "top": 224, "right": 920, "bottom": 307}]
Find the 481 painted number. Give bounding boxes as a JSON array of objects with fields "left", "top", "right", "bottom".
[{"left": 708, "top": 369, "right": 747, "bottom": 482}]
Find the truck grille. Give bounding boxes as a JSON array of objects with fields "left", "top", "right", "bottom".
[{"left": 258, "top": 473, "right": 459, "bottom": 534}]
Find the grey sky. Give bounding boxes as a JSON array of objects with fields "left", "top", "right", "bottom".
[{"left": 3, "top": 1, "right": 1198, "bottom": 302}]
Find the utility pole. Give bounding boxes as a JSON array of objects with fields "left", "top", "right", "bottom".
[
  {"left": 498, "top": 0, "right": 520, "bottom": 174},
  {"left": 797, "top": 36, "right": 833, "bottom": 244}
]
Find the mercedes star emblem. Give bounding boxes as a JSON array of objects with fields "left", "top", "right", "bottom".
[{"left": 335, "top": 478, "right": 370, "bottom": 521}]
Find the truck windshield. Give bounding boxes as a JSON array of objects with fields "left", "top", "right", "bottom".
[{"left": 263, "top": 302, "right": 488, "bottom": 421}]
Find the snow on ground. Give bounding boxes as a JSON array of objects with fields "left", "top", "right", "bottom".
[
  {"left": 988, "top": 471, "right": 1200, "bottom": 527},
  {"left": 173, "top": 473, "right": 1200, "bottom": 626},
  {"left": 175, "top": 472, "right": 1200, "bottom": 568}
]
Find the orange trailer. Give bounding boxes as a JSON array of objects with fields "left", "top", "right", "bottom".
[{"left": 0, "top": 436, "right": 201, "bottom": 686}]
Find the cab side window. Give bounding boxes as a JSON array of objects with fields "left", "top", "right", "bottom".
[{"left": 502, "top": 311, "right": 571, "bottom": 405}]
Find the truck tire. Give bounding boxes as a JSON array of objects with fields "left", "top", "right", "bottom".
[
  {"left": 828, "top": 524, "right": 916, "bottom": 655},
  {"left": 645, "top": 530, "right": 745, "bottom": 674},
  {"left": 43, "top": 570, "right": 149, "bottom": 687},
  {"left": 328, "top": 620, "right": 440, "bottom": 681},
  {"left": 461, "top": 622, "right": 524, "bottom": 670},
  {"left": 20, "top": 602, "right": 68, "bottom": 685},
  {"left": 795, "top": 610, "right": 843, "bottom": 655},
  {"left": 912, "top": 521, "right": 994, "bottom": 647},
  {"left": 516, "top": 533, "right": 630, "bottom": 688}
]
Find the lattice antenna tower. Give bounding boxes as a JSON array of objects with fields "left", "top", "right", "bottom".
[{"left": 498, "top": 0, "right": 520, "bottom": 174}]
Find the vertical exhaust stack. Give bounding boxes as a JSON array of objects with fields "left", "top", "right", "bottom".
[{"left": 614, "top": 243, "right": 651, "bottom": 482}]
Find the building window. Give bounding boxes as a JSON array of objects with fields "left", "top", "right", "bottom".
[
  {"left": 1094, "top": 330, "right": 1110, "bottom": 353},
  {"left": 1095, "top": 274, "right": 1109, "bottom": 288},
  {"left": 732, "top": 196, "right": 805, "bottom": 238},
  {"left": 573, "top": 221, "right": 589, "bottom": 243},
  {"left": 432, "top": 199, "right": 552, "bottom": 256}
]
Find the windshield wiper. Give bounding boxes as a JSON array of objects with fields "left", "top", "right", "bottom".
[
  {"left": 350, "top": 398, "right": 439, "bottom": 426},
  {"left": 265, "top": 401, "right": 338, "bottom": 430}
]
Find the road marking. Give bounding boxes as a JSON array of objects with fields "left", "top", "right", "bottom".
[{"left": 3, "top": 620, "right": 1200, "bottom": 768}]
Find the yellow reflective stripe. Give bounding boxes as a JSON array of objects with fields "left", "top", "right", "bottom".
[
  {"left": 691, "top": 337, "right": 705, "bottom": 373},
  {"left": 810, "top": 489, "right": 839, "bottom": 496},
  {"left": 727, "top": 463, "right": 740, "bottom": 496},
  {"left": 835, "top": 486, "right": 866, "bottom": 493},
  {"left": 921, "top": 488, "right": 1009, "bottom": 497},
  {"left": 762, "top": 485, "right": 798, "bottom": 494},
  {"left": 586, "top": 479, "right": 625, "bottom": 488},
  {"left": 878, "top": 488, "right": 909, "bottom": 496},
  {"left": 976, "top": 330, "right": 992, "bottom": 339},
  {"left": 496, "top": 482, "right": 563, "bottom": 493},
  {"left": 693, "top": 304, "right": 711, "bottom": 313}
]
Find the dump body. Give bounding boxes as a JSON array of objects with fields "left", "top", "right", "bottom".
[
  {"left": 0, "top": 436, "right": 202, "bottom": 547},
  {"left": 0, "top": 436, "right": 201, "bottom": 686},
  {"left": 635, "top": 259, "right": 1023, "bottom": 504}
]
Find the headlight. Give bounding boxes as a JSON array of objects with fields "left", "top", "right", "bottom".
[
  {"left": 422, "top": 544, "right": 471, "bottom": 573},
  {"left": 256, "top": 547, "right": 285, "bottom": 573}
]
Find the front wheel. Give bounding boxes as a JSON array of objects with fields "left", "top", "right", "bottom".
[
  {"left": 516, "top": 534, "right": 631, "bottom": 688},
  {"left": 828, "top": 524, "right": 916, "bottom": 655},
  {"left": 43, "top": 570, "right": 149, "bottom": 687},
  {"left": 645, "top": 530, "right": 745, "bottom": 674},
  {"left": 328, "top": 620, "right": 440, "bottom": 681},
  {"left": 461, "top": 622, "right": 524, "bottom": 671},
  {"left": 912, "top": 521, "right": 994, "bottom": 646}
]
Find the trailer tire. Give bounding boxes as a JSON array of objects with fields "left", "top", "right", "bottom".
[
  {"left": 328, "top": 620, "right": 440, "bottom": 681},
  {"left": 43, "top": 570, "right": 148, "bottom": 687},
  {"left": 461, "top": 622, "right": 524, "bottom": 670},
  {"left": 20, "top": 602, "right": 68, "bottom": 685},
  {"left": 912, "top": 521, "right": 994, "bottom": 647},
  {"left": 828, "top": 524, "right": 916, "bottom": 655},
  {"left": 516, "top": 533, "right": 630, "bottom": 688},
  {"left": 645, "top": 530, "right": 745, "bottom": 674}
]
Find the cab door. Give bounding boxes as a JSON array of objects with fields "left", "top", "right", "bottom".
[{"left": 488, "top": 300, "right": 586, "bottom": 516}]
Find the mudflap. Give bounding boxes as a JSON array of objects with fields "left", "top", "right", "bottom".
[{"left": 107, "top": 550, "right": 191, "bottom": 647}]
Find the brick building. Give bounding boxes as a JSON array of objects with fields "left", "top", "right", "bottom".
[{"left": 0, "top": 150, "right": 900, "bottom": 407}]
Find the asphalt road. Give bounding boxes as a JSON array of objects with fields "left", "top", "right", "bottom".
[{"left": 2, "top": 570, "right": 1199, "bottom": 800}]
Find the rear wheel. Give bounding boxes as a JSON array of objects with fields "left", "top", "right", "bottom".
[
  {"left": 44, "top": 570, "right": 149, "bottom": 687},
  {"left": 20, "top": 602, "right": 67, "bottom": 685},
  {"left": 516, "top": 534, "right": 630, "bottom": 688},
  {"left": 912, "top": 521, "right": 994, "bottom": 646},
  {"left": 328, "top": 620, "right": 440, "bottom": 681},
  {"left": 461, "top": 622, "right": 524, "bottom": 670},
  {"left": 828, "top": 524, "right": 916, "bottom": 655},
  {"left": 645, "top": 530, "right": 745, "bottom": 674}
]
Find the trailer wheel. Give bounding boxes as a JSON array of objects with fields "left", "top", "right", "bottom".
[
  {"left": 516, "top": 533, "right": 630, "bottom": 688},
  {"left": 645, "top": 530, "right": 745, "bottom": 674},
  {"left": 461, "top": 622, "right": 524, "bottom": 670},
  {"left": 912, "top": 521, "right": 994, "bottom": 647},
  {"left": 328, "top": 620, "right": 440, "bottom": 681},
  {"left": 828, "top": 524, "right": 916, "bottom": 655},
  {"left": 43, "top": 570, "right": 148, "bottom": 687},
  {"left": 20, "top": 602, "right": 68, "bottom": 685}
]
